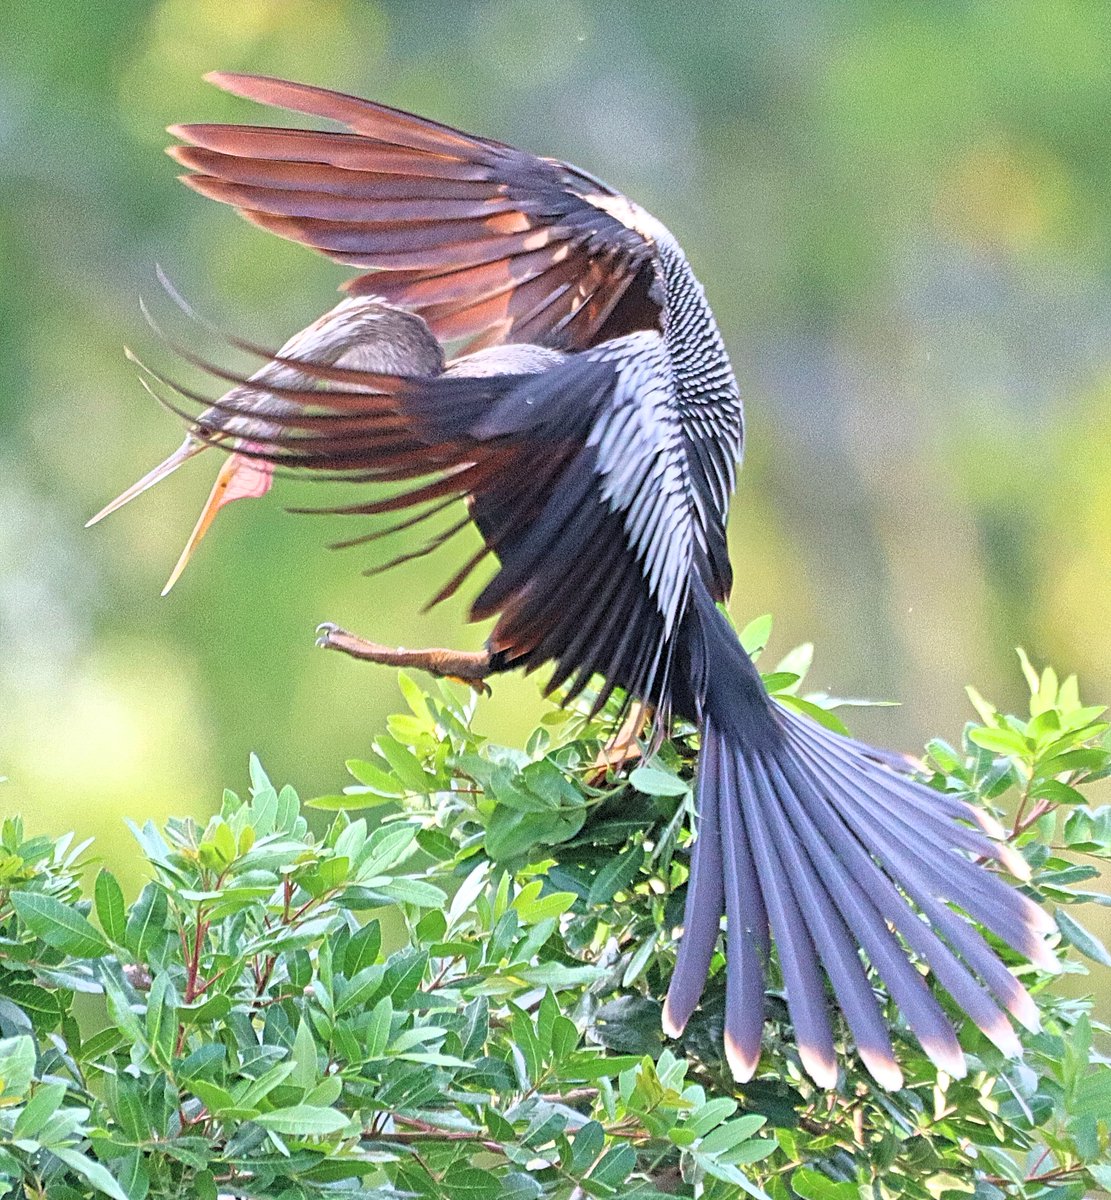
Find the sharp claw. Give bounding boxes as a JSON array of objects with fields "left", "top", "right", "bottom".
[
  {"left": 447, "top": 675, "right": 492, "bottom": 696},
  {"left": 316, "top": 621, "right": 341, "bottom": 649}
]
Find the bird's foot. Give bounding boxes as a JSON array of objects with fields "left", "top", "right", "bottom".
[
  {"left": 587, "top": 700, "right": 650, "bottom": 785},
  {"left": 315, "top": 622, "right": 492, "bottom": 694}
]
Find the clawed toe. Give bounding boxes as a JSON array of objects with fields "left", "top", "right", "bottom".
[{"left": 315, "top": 621, "right": 343, "bottom": 649}]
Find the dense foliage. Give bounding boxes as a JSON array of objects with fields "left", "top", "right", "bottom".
[{"left": 0, "top": 625, "right": 1109, "bottom": 1198}]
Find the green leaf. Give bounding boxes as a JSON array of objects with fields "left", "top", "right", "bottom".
[
  {"left": 11, "top": 892, "right": 108, "bottom": 958},
  {"left": 357, "top": 822, "right": 419, "bottom": 877},
  {"left": 1039, "top": 748, "right": 1110, "bottom": 775},
  {"left": 3, "top": 981, "right": 61, "bottom": 1028},
  {"left": 375, "top": 876, "right": 448, "bottom": 908},
  {"left": 570, "top": 1120, "right": 605, "bottom": 1173},
  {"left": 442, "top": 1166, "right": 503, "bottom": 1200},
  {"left": 1056, "top": 908, "right": 1111, "bottom": 966},
  {"left": 1029, "top": 779, "right": 1086, "bottom": 805},
  {"left": 51, "top": 1147, "right": 131, "bottom": 1200},
  {"left": 687, "top": 1097, "right": 739, "bottom": 1136},
  {"left": 144, "top": 971, "right": 178, "bottom": 1065},
  {"left": 500, "top": 1174, "right": 543, "bottom": 1200},
  {"left": 13, "top": 1081, "right": 65, "bottom": 1139},
  {"left": 1016, "top": 647, "right": 1041, "bottom": 695},
  {"left": 774, "top": 694, "right": 851, "bottom": 736},
  {"left": 254, "top": 1104, "right": 350, "bottom": 1136},
  {"left": 416, "top": 908, "right": 448, "bottom": 942},
  {"left": 967, "top": 727, "right": 1029, "bottom": 757},
  {"left": 190, "top": 1078, "right": 255, "bottom": 1121},
  {"left": 336, "top": 964, "right": 385, "bottom": 1016},
  {"left": 790, "top": 1168, "right": 861, "bottom": 1199},
  {"left": 304, "top": 1076, "right": 343, "bottom": 1108},
  {"left": 191, "top": 1170, "right": 218, "bottom": 1200},
  {"left": 0, "top": 1036, "right": 36, "bottom": 1102},
  {"left": 375, "top": 735, "right": 437, "bottom": 794},
  {"left": 700, "top": 1113, "right": 767, "bottom": 1154},
  {"left": 380, "top": 949, "right": 428, "bottom": 1004},
  {"left": 976, "top": 1147, "right": 1024, "bottom": 1185},
  {"left": 94, "top": 870, "right": 127, "bottom": 944},
  {"left": 333, "top": 817, "right": 367, "bottom": 862},
  {"left": 723, "top": 1138, "right": 777, "bottom": 1167},
  {"left": 740, "top": 613, "right": 772, "bottom": 656},
  {"left": 249, "top": 752, "right": 273, "bottom": 794},
  {"left": 1073, "top": 1072, "right": 1111, "bottom": 1118},
  {"left": 344, "top": 920, "right": 382, "bottom": 975},
  {"left": 114, "top": 1149, "right": 148, "bottom": 1200},
  {"left": 486, "top": 803, "right": 585, "bottom": 861},
  {"left": 125, "top": 883, "right": 168, "bottom": 960},
  {"left": 628, "top": 765, "right": 689, "bottom": 797},
  {"left": 512, "top": 885, "right": 577, "bottom": 924},
  {"left": 587, "top": 846, "right": 645, "bottom": 905},
  {"left": 551, "top": 1014, "right": 579, "bottom": 1062},
  {"left": 776, "top": 642, "right": 814, "bottom": 682},
  {"left": 1064, "top": 805, "right": 1111, "bottom": 854},
  {"left": 303, "top": 854, "right": 350, "bottom": 896},
  {"left": 104, "top": 1074, "right": 150, "bottom": 1142},
  {"left": 235, "top": 1061, "right": 297, "bottom": 1110},
  {"left": 364, "top": 995, "right": 393, "bottom": 1058},
  {"left": 390, "top": 1025, "right": 449, "bottom": 1052},
  {"left": 290, "top": 1018, "right": 318, "bottom": 1092},
  {"left": 589, "top": 1142, "right": 637, "bottom": 1187},
  {"left": 344, "top": 757, "right": 404, "bottom": 797},
  {"left": 308, "top": 791, "right": 396, "bottom": 811}
]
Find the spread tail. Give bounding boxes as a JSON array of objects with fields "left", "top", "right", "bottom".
[{"left": 664, "top": 585, "right": 1055, "bottom": 1089}]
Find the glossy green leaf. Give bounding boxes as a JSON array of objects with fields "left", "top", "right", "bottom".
[{"left": 12, "top": 892, "right": 108, "bottom": 958}]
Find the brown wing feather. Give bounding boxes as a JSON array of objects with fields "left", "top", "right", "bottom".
[
  {"left": 182, "top": 175, "right": 521, "bottom": 223},
  {"left": 169, "top": 124, "right": 491, "bottom": 179},
  {"left": 170, "top": 73, "right": 661, "bottom": 351},
  {"left": 205, "top": 73, "right": 509, "bottom": 157},
  {"left": 171, "top": 146, "right": 505, "bottom": 200}
]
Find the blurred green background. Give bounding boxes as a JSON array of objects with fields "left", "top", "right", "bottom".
[{"left": 1, "top": 0, "right": 1108, "bottom": 938}]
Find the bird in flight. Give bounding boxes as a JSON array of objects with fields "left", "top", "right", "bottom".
[{"left": 89, "top": 73, "right": 1055, "bottom": 1090}]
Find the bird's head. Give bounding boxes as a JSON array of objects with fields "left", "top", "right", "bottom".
[
  {"left": 86, "top": 296, "right": 445, "bottom": 592},
  {"left": 86, "top": 433, "right": 276, "bottom": 596}
]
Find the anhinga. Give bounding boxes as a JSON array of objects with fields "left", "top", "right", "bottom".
[{"left": 89, "top": 73, "right": 1055, "bottom": 1090}]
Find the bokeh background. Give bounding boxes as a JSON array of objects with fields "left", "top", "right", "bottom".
[{"left": 1, "top": 0, "right": 1108, "bottom": 958}]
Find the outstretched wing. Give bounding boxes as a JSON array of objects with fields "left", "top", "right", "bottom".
[
  {"left": 169, "top": 74, "right": 662, "bottom": 354},
  {"left": 158, "top": 329, "right": 697, "bottom": 717}
]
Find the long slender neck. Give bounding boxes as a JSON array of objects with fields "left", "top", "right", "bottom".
[
  {"left": 655, "top": 235, "right": 741, "bottom": 429},
  {"left": 650, "top": 228, "right": 745, "bottom": 601}
]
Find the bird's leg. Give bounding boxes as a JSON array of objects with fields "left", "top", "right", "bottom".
[
  {"left": 588, "top": 700, "right": 651, "bottom": 783},
  {"left": 315, "top": 622, "right": 493, "bottom": 693}
]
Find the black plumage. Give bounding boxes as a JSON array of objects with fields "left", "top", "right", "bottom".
[{"left": 95, "top": 73, "right": 1055, "bottom": 1089}]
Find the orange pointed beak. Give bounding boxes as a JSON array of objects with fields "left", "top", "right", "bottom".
[
  {"left": 87, "top": 438, "right": 274, "bottom": 593},
  {"left": 160, "top": 447, "right": 273, "bottom": 594}
]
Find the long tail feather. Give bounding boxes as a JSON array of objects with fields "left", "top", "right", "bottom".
[
  {"left": 663, "top": 730, "right": 725, "bottom": 1040},
  {"left": 665, "top": 580, "right": 1053, "bottom": 1086},
  {"left": 718, "top": 745, "right": 770, "bottom": 1083},
  {"left": 752, "top": 753, "right": 902, "bottom": 1090},
  {"left": 738, "top": 750, "right": 838, "bottom": 1088}
]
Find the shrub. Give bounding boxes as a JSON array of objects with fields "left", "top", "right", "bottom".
[{"left": 0, "top": 626, "right": 1109, "bottom": 1198}]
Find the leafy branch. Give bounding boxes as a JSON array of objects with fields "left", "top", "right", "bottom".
[{"left": 0, "top": 634, "right": 1108, "bottom": 1198}]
